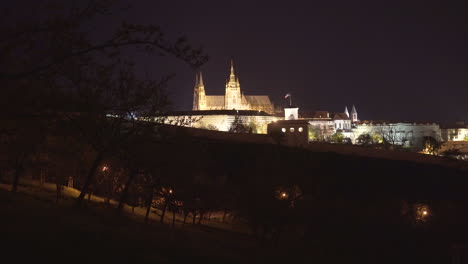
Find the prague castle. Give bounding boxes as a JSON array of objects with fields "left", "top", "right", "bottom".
[{"left": 193, "top": 61, "right": 274, "bottom": 114}]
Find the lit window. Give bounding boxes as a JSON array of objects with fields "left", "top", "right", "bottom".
[
  {"left": 281, "top": 128, "right": 286, "bottom": 133},
  {"left": 290, "top": 127, "right": 295, "bottom": 132},
  {"left": 298, "top": 127, "right": 303, "bottom": 132}
]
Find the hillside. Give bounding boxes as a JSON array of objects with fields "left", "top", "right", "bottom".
[{"left": 0, "top": 187, "right": 272, "bottom": 263}]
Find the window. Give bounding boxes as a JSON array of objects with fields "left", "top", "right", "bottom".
[
  {"left": 281, "top": 128, "right": 286, "bottom": 133},
  {"left": 290, "top": 127, "right": 295, "bottom": 132},
  {"left": 298, "top": 127, "right": 303, "bottom": 132}
]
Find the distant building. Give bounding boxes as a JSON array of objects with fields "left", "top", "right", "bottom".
[
  {"left": 440, "top": 123, "right": 468, "bottom": 141},
  {"left": 267, "top": 107, "right": 310, "bottom": 147},
  {"left": 347, "top": 122, "right": 442, "bottom": 151},
  {"left": 302, "top": 109, "right": 352, "bottom": 141},
  {"left": 192, "top": 61, "right": 274, "bottom": 114}
]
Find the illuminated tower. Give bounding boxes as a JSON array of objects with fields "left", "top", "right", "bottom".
[
  {"left": 225, "top": 60, "right": 242, "bottom": 110},
  {"left": 351, "top": 105, "right": 358, "bottom": 122},
  {"left": 344, "top": 106, "right": 349, "bottom": 118},
  {"left": 192, "top": 72, "right": 206, "bottom": 110}
]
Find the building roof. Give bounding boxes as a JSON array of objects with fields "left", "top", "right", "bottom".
[
  {"left": 243, "top": 95, "right": 272, "bottom": 107},
  {"left": 332, "top": 113, "right": 350, "bottom": 120},
  {"left": 205, "top": 95, "right": 225, "bottom": 108}
]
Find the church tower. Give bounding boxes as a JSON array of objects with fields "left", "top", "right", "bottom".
[
  {"left": 192, "top": 72, "right": 206, "bottom": 110},
  {"left": 344, "top": 106, "right": 349, "bottom": 118},
  {"left": 351, "top": 105, "right": 358, "bottom": 122},
  {"left": 225, "top": 60, "right": 242, "bottom": 110}
]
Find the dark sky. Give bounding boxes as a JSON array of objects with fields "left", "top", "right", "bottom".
[{"left": 7, "top": 1, "right": 468, "bottom": 123}]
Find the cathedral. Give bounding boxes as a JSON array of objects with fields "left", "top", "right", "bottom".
[{"left": 193, "top": 61, "right": 274, "bottom": 114}]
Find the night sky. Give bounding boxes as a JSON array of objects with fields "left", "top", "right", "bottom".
[{"left": 7, "top": 1, "right": 468, "bottom": 123}]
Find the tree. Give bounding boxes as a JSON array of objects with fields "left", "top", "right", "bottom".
[
  {"left": 308, "top": 126, "right": 324, "bottom": 141},
  {"left": 228, "top": 115, "right": 249, "bottom": 133},
  {"left": 375, "top": 126, "right": 408, "bottom": 150},
  {"left": 422, "top": 136, "right": 440, "bottom": 155},
  {"left": 1, "top": 1, "right": 207, "bottom": 207},
  {"left": 1, "top": 118, "right": 47, "bottom": 192},
  {"left": 330, "top": 132, "right": 344, "bottom": 143},
  {"left": 0, "top": 1, "right": 207, "bottom": 80},
  {"left": 356, "top": 133, "right": 373, "bottom": 146}
]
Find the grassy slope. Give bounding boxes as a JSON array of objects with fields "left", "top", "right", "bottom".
[{"left": 0, "top": 185, "right": 267, "bottom": 264}]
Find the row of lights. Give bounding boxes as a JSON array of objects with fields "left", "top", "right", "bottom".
[{"left": 281, "top": 127, "right": 304, "bottom": 133}]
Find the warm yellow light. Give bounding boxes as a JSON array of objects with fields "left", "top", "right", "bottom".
[
  {"left": 169, "top": 189, "right": 173, "bottom": 194},
  {"left": 422, "top": 210, "right": 427, "bottom": 215},
  {"left": 102, "top": 166, "right": 108, "bottom": 172},
  {"left": 281, "top": 192, "right": 287, "bottom": 198}
]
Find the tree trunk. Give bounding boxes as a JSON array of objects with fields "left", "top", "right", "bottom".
[
  {"left": 192, "top": 211, "right": 197, "bottom": 225},
  {"left": 105, "top": 180, "right": 111, "bottom": 207},
  {"left": 39, "top": 169, "right": 46, "bottom": 187},
  {"left": 183, "top": 212, "right": 188, "bottom": 226},
  {"left": 172, "top": 210, "right": 176, "bottom": 229},
  {"left": 118, "top": 169, "right": 137, "bottom": 211},
  {"left": 160, "top": 200, "right": 168, "bottom": 224},
  {"left": 11, "top": 155, "right": 25, "bottom": 193},
  {"left": 75, "top": 153, "right": 102, "bottom": 207},
  {"left": 197, "top": 210, "right": 204, "bottom": 225},
  {"left": 11, "top": 166, "right": 21, "bottom": 193},
  {"left": 222, "top": 209, "right": 228, "bottom": 223},
  {"left": 144, "top": 190, "right": 154, "bottom": 224},
  {"left": 56, "top": 183, "right": 62, "bottom": 204},
  {"left": 67, "top": 176, "right": 74, "bottom": 188}
]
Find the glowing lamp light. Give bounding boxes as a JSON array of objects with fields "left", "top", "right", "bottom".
[
  {"left": 102, "top": 166, "right": 109, "bottom": 172},
  {"left": 422, "top": 210, "right": 428, "bottom": 216},
  {"left": 281, "top": 192, "right": 287, "bottom": 198},
  {"left": 169, "top": 189, "right": 173, "bottom": 194}
]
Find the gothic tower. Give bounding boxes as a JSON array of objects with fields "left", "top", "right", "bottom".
[
  {"left": 225, "top": 60, "right": 242, "bottom": 110},
  {"left": 192, "top": 72, "right": 206, "bottom": 110},
  {"left": 351, "top": 105, "right": 358, "bottom": 122},
  {"left": 344, "top": 106, "right": 349, "bottom": 118},
  {"left": 192, "top": 73, "right": 199, "bottom": 110}
]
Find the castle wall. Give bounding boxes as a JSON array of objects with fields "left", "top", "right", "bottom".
[{"left": 162, "top": 114, "right": 278, "bottom": 134}]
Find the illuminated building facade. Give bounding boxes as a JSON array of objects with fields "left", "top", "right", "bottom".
[{"left": 193, "top": 61, "right": 274, "bottom": 114}]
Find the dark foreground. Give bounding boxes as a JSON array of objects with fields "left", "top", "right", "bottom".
[{"left": 1, "top": 173, "right": 468, "bottom": 264}]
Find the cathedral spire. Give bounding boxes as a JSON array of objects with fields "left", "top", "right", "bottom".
[
  {"left": 199, "top": 71, "right": 204, "bottom": 86},
  {"left": 229, "top": 59, "right": 236, "bottom": 82}
]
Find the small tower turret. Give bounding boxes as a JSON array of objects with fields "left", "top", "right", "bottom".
[{"left": 344, "top": 106, "right": 349, "bottom": 118}]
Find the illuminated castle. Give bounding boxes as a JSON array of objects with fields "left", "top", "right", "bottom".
[{"left": 192, "top": 61, "right": 274, "bottom": 114}]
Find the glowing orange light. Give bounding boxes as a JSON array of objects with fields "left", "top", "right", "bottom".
[
  {"left": 169, "top": 189, "right": 173, "bottom": 194},
  {"left": 422, "top": 210, "right": 428, "bottom": 215},
  {"left": 281, "top": 192, "right": 287, "bottom": 198}
]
